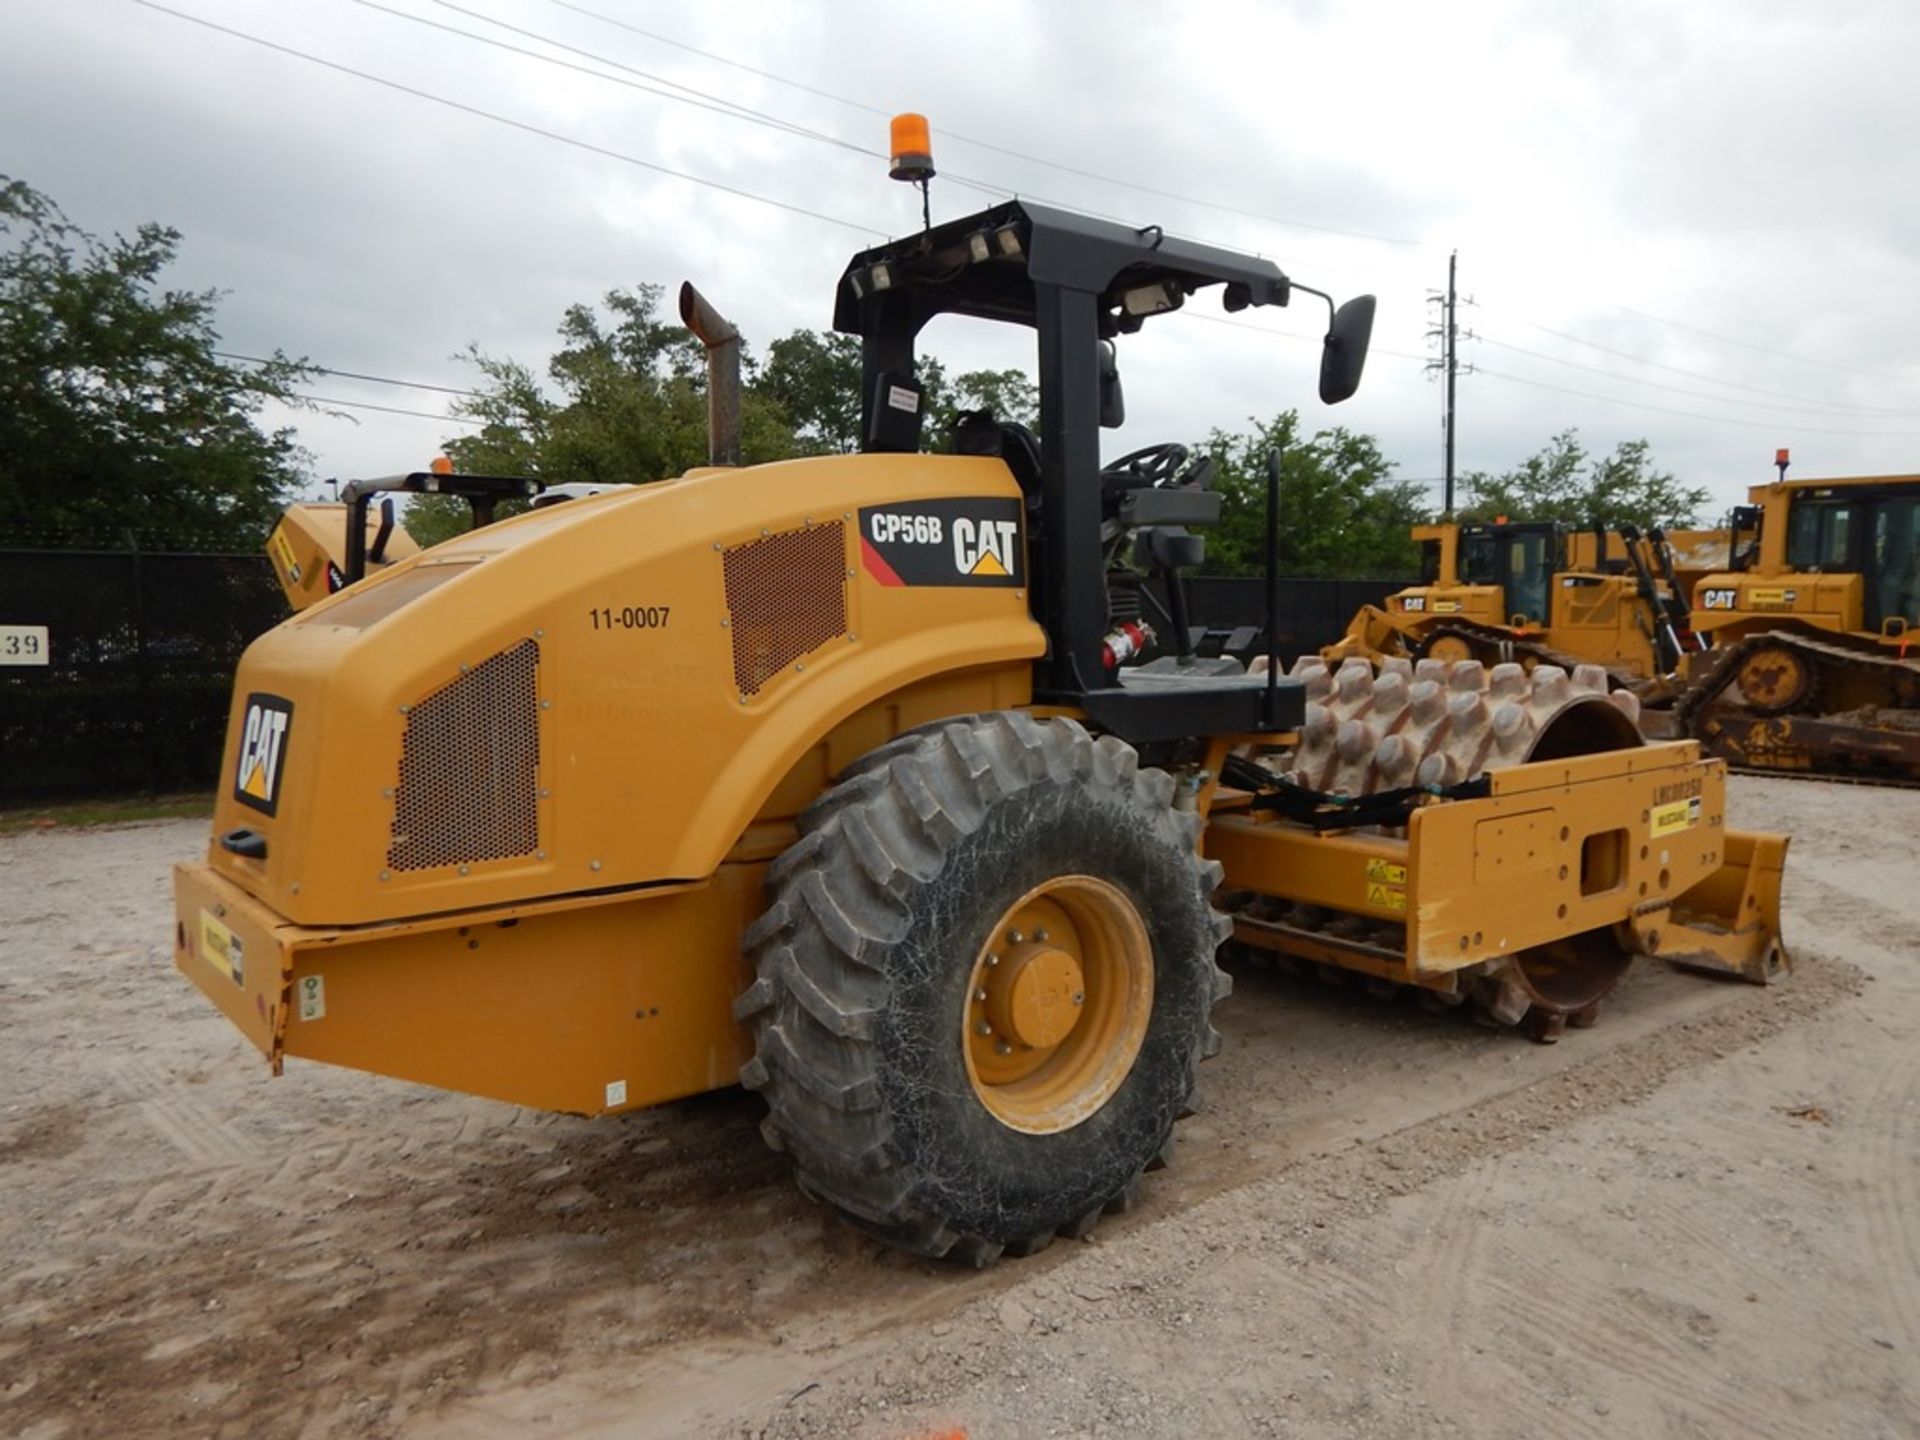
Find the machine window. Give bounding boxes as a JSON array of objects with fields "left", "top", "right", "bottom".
[
  {"left": 1871, "top": 497, "right": 1920, "bottom": 626},
  {"left": 1787, "top": 501, "right": 1853, "bottom": 570},
  {"left": 1506, "top": 532, "right": 1551, "bottom": 623},
  {"left": 1460, "top": 532, "right": 1498, "bottom": 585},
  {"left": 1419, "top": 539, "right": 1442, "bottom": 585}
]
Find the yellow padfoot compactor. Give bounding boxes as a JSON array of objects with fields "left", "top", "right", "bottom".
[
  {"left": 172, "top": 187, "right": 1788, "bottom": 1265},
  {"left": 1230, "top": 655, "right": 1783, "bottom": 1041}
]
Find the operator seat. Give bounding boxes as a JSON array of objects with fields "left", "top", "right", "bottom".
[{"left": 951, "top": 410, "right": 1043, "bottom": 509}]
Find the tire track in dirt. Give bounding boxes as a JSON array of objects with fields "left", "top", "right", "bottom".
[
  {"left": 1395, "top": 1164, "right": 1519, "bottom": 1431},
  {"left": 1402, "top": 1160, "right": 1623, "bottom": 1440},
  {"left": 113, "top": 1056, "right": 255, "bottom": 1169},
  {"left": 1627, "top": 1184, "right": 1859, "bottom": 1339},
  {"left": 0, "top": 1070, "right": 813, "bottom": 1440},
  {"left": 1103, "top": 1316, "right": 1267, "bottom": 1433},
  {"left": 1254, "top": 1255, "right": 1399, "bottom": 1368},
  {"left": 1860, "top": 1047, "right": 1920, "bottom": 1351},
  {"left": 1479, "top": 1251, "right": 1827, "bottom": 1440}
]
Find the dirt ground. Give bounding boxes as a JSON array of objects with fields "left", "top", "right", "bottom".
[{"left": 1, "top": 775, "right": 1915, "bottom": 1440}]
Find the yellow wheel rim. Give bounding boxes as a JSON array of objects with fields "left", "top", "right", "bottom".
[
  {"left": 962, "top": 875, "right": 1153, "bottom": 1135},
  {"left": 1427, "top": 634, "right": 1473, "bottom": 664}
]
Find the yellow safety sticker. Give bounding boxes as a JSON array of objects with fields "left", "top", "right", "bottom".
[
  {"left": 1365, "top": 882, "right": 1408, "bottom": 911},
  {"left": 1431, "top": 600, "right": 1463, "bottom": 613},
  {"left": 198, "top": 909, "right": 244, "bottom": 987},
  {"left": 1650, "top": 797, "right": 1702, "bottom": 837},
  {"left": 1748, "top": 587, "right": 1797, "bottom": 609},
  {"left": 1365, "top": 859, "right": 1408, "bottom": 887},
  {"left": 268, "top": 525, "right": 297, "bottom": 579}
]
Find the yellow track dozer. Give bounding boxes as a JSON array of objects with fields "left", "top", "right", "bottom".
[
  {"left": 173, "top": 182, "right": 1789, "bottom": 1264},
  {"left": 1325, "top": 519, "right": 1712, "bottom": 688},
  {"left": 1647, "top": 464, "right": 1920, "bottom": 781}
]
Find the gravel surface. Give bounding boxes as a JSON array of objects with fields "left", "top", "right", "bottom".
[{"left": 0, "top": 775, "right": 1913, "bottom": 1438}]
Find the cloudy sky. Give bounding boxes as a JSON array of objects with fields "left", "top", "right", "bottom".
[{"left": 5, "top": 0, "right": 1918, "bottom": 519}]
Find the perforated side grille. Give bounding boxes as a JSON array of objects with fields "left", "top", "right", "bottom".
[
  {"left": 724, "top": 521, "right": 848, "bottom": 697},
  {"left": 388, "top": 639, "right": 541, "bottom": 872}
]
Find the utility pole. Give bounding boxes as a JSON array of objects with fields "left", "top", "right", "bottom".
[
  {"left": 1425, "top": 252, "right": 1473, "bottom": 517},
  {"left": 1443, "top": 251, "right": 1457, "bottom": 515}
]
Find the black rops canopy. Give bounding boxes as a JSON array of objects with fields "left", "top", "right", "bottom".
[
  {"left": 832, "top": 200, "right": 1293, "bottom": 340},
  {"left": 830, "top": 198, "right": 1311, "bottom": 742}
]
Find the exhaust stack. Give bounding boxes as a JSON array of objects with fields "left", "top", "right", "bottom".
[{"left": 678, "top": 281, "right": 741, "bottom": 468}]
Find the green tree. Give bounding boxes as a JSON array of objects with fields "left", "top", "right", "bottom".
[
  {"left": 1459, "top": 430, "right": 1709, "bottom": 530},
  {"left": 757, "top": 330, "right": 1038, "bottom": 457},
  {"left": 922, "top": 364, "right": 1040, "bottom": 441},
  {"left": 761, "top": 329, "right": 862, "bottom": 454},
  {"left": 416, "top": 284, "right": 798, "bottom": 544},
  {"left": 1198, "top": 412, "right": 1427, "bottom": 577},
  {"left": 0, "top": 177, "right": 312, "bottom": 549}
]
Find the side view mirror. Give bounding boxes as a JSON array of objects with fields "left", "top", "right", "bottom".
[
  {"left": 1099, "top": 339, "right": 1126, "bottom": 429},
  {"left": 1318, "top": 294, "right": 1376, "bottom": 405}
]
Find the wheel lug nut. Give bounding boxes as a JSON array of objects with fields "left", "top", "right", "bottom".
[
  {"left": 1073, "top": 992, "right": 1085, "bottom": 1006},
  {"left": 1007, "top": 929, "right": 1025, "bottom": 945},
  {"left": 974, "top": 988, "right": 988, "bottom": 1002},
  {"left": 975, "top": 1021, "right": 993, "bottom": 1036},
  {"left": 994, "top": 1040, "right": 1012, "bottom": 1056},
  {"left": 986, "top": 953, "right": 1000, "bottom": 967},
  {"left": 1033, "top": 928, "right": 1049, "bottom": 942}
]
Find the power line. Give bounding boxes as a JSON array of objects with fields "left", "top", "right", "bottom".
[
  {"left": 132, "top": 1, "right": 885, "bottom": 237},
  {"left": 1471, "top": 334, "right": 1918, "bottom": 421},
  {"left": 216, "top": 350, "right": 481, "bottom": 398},
  {"left": 140, "top": 2, "right": 1395, "bottom": 313},
  {"left": 141, "top": 0, "right": 1186, "bottom": 265},
  {"left": 1487, "top": 309, "right": 1915, "bottom": 415},
  {"left": 367, "top": 1, "right": 993, "bottom": 209},
  {"left": 1187, "top": 311, "right": 1430, "bottom": 366},
  {"left": 289, "top": 392, "right": 481, "bottom": 423},
  {"left": 1474, "top": 366, "right": 1920, "bottom": 438},
  {"left": 140, "top": 0, "right": 1912, "bottom": 431},
  {"left": 352, "top": 0, "right": 876, "bottom": 160},
  {"left": 402, "top": 0, "right": 1388, "bottom": 284},
  {"left": 544, "top": 0, "right": 1427, "bottom": 248},
  {"left": 175, "top": 0, "right": 1905, "bottom": 456},
  {"left": 1617, "top": 304, "right": 1920, "bottom": 387}
]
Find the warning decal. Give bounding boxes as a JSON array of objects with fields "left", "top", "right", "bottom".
[
  {"left": 1364, "top": 856, "right": 1409, "bottom": 911},
  {"left": 858, "top": 497, "right": 1025, "bottom": 588},
  {"left": 1366, "top": 883, "right": 1408, "bottom": 912},
  {"left": 268, "top": 525, "right": 298, "bottom": 582},
  {"left": 199, "top": 909, "right": 244, "bottom": 987},
  {"left": 1650, "top": 797, "right": 1703, "bottom": 837}
]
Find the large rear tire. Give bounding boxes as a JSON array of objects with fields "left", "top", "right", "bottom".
[{"left": 735, "top": 712, "right": 1230, "bottom": 1265}]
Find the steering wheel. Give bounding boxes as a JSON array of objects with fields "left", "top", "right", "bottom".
[{"left": 1100, "top": 442, "right": 1190, "bottom": 490}]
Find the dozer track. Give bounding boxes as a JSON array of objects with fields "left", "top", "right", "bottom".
[{"left": 1670, "top": 629, "right": 1920, "bottom": 783}]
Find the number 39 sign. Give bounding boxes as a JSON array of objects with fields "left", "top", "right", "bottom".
[{"left": 0, "top": 625, "right": 49, "bottom": 665}]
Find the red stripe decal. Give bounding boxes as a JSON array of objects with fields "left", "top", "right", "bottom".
[{"left": 861, "top": 535, "right": 905, "bottom": 586}]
